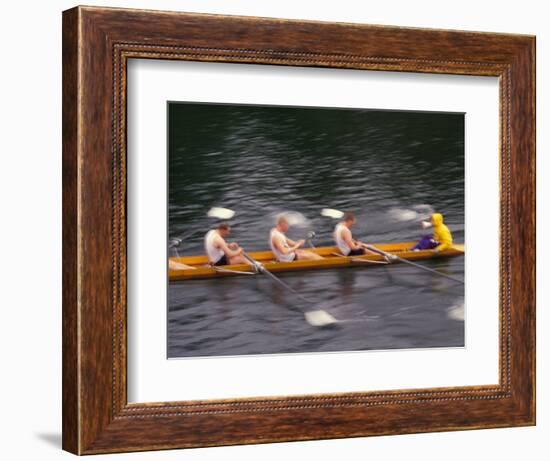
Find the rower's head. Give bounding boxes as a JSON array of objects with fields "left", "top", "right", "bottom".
[
  {"left": 343, "top": 212, "right": 356, "bottom": 228},
  {"left": 276, "top": 216, "right": 289, "bottom": 232},
  {"left": 217, "top": 222, "right": 231, "bottom": 237},
  {"left": 431, "top": 213, "right": 444, "bottom": 226}
]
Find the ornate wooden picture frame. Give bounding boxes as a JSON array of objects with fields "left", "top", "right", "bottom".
[{"left": 62, "top": 5, "right": 535, "bottom": 455}]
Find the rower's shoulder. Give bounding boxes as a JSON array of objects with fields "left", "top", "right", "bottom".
[
  {"left": 270, "top": 228, "right": 284, "bottom": 241},
  {"left": 209, "top": 230, "right": 223, "bottom": 241}
]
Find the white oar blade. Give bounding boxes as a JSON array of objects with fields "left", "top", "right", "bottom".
[
  {"left": 207, "top": 207, "right": 235, "bottom": 219},
  {"left": 321, "top": 208, "right": 344, "bottom": 219},
  {"left": 305, "top": 310, "right": 337, "bottom": 327}
]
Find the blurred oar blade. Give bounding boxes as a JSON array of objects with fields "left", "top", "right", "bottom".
[
  {"left": 207, "top": 207, "right": 235, "bottom": 219},
  {"left": 305, "top": 310, "right": 338, "bottom": 327},
  {"left": 321, "top": 208, "right": 344, "bottom": 219}
]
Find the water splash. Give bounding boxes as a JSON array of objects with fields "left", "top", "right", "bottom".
[
  {"left": 388, "top": 207, "right": 419, "bottom": 221},
  {"left": 388, "top": 204, "right": 434, "bottom": 222},
  {"left": 272, "top": 211, "right": 311, "bottom": 228},
  {"left": 413, "top": 204, "right": 435, "bottom": 220}
]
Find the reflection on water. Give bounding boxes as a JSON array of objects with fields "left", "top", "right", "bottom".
[{"left": 168, "top": 103, "right": 464, "bottom": 358}]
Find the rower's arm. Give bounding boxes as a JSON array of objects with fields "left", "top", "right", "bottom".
[
  {"left": 215, "top": 235, "right": 242, "bottom": 257},
  {"left": 285, "top": 236, "right": 297, "bottom": 246},
  {"left": 342, "top": 228, "right": 362, "bottom": 251},
  {"left": 273, "top": 234, "right": 295, "bottom": 255}
]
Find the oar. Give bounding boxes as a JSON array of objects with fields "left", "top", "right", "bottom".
[
  {"left": 330, "top": 252, "right": 389, "bottom": 264},
  {"left": 363, "top": 244, "right": 465, "bottom": 284},
  {"left": 242, "top": 251, "right": 337, "bottom": 327},
  {"left": 213, "top": 266, "right": 256, "bottom": 275}
]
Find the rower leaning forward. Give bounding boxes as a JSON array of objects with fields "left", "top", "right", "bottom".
[
  {"left": 270, "top": 216, "right": 322, "bottom": 262},
  {"left": 204, "top": 222, "right": 249, "bottom": 266},
  {"left": 333, "top": 212, "right": 377, "bottom": 256}
]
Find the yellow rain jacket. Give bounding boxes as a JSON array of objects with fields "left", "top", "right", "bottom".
[{"left": 432, "top": 213, "right": 453, "bottom": 251}]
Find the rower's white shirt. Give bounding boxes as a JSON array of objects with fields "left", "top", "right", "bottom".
[
  {"left": 269, "top": 228, "right": 296, "bottom": 262},
  {"left": 334, "top": 222, "right": 352, "bottom": 256},
  {"left": 204, "top": 229, "right": 225, "bottom": 264}
]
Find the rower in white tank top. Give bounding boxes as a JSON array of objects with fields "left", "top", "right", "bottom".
[
  {"left": 269, "top": 228, "right": 296, "bottom": 262},
  {"left": 334, "top": 222, "right": 352, "bottom": 256},
  {"left": 204, "top": 229, "right": 225, "bottom": 264}
]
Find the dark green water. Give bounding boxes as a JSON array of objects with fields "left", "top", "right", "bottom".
[{"left": 168, "top": 102, "right": 464, "bottom": 358}]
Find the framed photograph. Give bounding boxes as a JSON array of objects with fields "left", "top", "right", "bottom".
[{"left": 62, "top": 6, "right": 535, "bottom": 455}]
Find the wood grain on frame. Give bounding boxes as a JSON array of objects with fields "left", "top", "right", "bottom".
[{"left": 62, "top": 5, "right": 535, "bottom": 455}]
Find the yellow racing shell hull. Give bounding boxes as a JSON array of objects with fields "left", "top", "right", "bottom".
[{"left": 169, "top": 241, "right": 465, "bottom": 281}]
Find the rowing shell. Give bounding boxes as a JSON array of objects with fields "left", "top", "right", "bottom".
[{"left": 169, "top": 241, "right": 465, "bottom": 281}]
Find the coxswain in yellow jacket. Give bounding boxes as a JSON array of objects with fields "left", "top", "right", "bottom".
[
  {"left": 412, "top": 212, "right": 453, "bottom": 251},
  {"left": 431, "top": 213, "right": 453, "bottom": 252}
]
